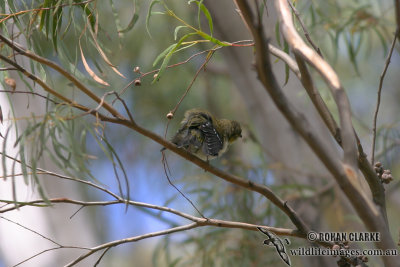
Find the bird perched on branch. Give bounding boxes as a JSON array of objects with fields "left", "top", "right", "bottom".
[{"left": 167, "top": 108, "right": 242, "bottom": 161}]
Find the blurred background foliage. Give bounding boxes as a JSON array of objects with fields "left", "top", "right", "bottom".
[{"left": 0, "top": 0, "right": 399, "bottom": 266}]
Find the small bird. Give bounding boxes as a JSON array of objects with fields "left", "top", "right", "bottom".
[{"left": 167, "top": 108, "right": 242, "bottom": 161}]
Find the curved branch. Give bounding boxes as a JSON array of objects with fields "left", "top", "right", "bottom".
[
  {"left": 232, "top": 0, "right": 398, "bottom": 265},
  {"left": 294, "top": 54, "right": 340, "bottom": 142},
  {"left": 371, "top": 28, "right": 398, "bottom": 164},
  {"left": 0, "top": 54, "right": 124, "bottom": 126},
  {"left": 268, "top": 44, "right": 301, "bottom": 79},
  {"left": 276, "top": 0, "right": 357, "bottom": 170},
  {"left": 63, "top": 223, "right": 193, "bottom": 266},
  {"left": 287, "top": 0, "right": 322, "bottom": 57},
  {"left": 0, "top": 197, "right": 301, "bottom": 237}
]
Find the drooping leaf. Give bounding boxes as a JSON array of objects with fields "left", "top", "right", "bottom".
[
  {"left": 283, "top": 39, "right": 290, "bottom": 86},
  {"left": 146, "top": 0, "right": 161, "bottom": 38},
  {"left": 153, "top": 32, "right": 197, "bottom": 82},
  {"left": 87, "top": 23, "right": 126, "bottom": 78},
  {"left": 153, "top": 43, "right": 177, "bottom": 67},
  {"left": 199, "top": 1, "right": 213, "bottom": 35},
  {"left": 79, "top": 42, "right": 110, "bottom": 86},
  {"left": 119, "top": 0, "right": 139, "bottom": 33},
  {"left": 275, "top": 21, "right": 281, "bottom": 47},
  {"left": 174, "top": 26, "right": 188, "bottom": 40}
]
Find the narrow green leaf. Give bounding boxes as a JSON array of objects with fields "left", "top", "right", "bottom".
[
  {"left": 52, "top": 7, "right": 62, "bottom": 52},
  {"left": 353, "top": 32, "right": 363, "bottom": 56},
  {"left": 39, "top": 0, "right": 50, "bottom": 32},
  {"left": 119, "top": 0, "right": 139, "bottom": 35},
  {"left": 199, "top": 2, "right": 213, "bottom": 35},
  {"left": 310, "top": 5, "right": 316, "bottom": 26},
  {"left": 275, "top": 21, "right": 281, "bottom": 47},
  {"left": 153, "top": 43, "right": 176, "bottom": 67},
  {"left": 119, "top": 14, "right": 139, "bottom": 33},
  {"left": 45, "top": 4, "right": 51, "bottom": 38},
  {"left": 109, "top": 0, "right": 123, "bottom": 33},
  {"left": 344, "top": 33, "right": 360, "bottom": 75},
  {"left": 373, "top": 28, "right": 388, "bottom": 57},
  {"left": 82, "top": 4, "right": 96, "bottom": 32},
  {"left": 2, "top": 127, "right": 10, "bottom": 184},
  {"left": 151, "top": 11, "right": 165, "bottom": 15},
  {"left": 174, "top": 42, "right": 197, "bottom": 53},
  {"left": 31, "top": 163, "right": 50, "bottom": 204},
  {"left": 196, "top": 0, "right": 202, "bottom": 30},
  {"left": 153, "top": 33, "right": 197, "bottom": 82},
  {"left": 174, "top": 26, "right": 188, "bottom": 40},
  {"left": 14, "top": 123, "right": 42, "bottom": 147},
  {"left": 103, "top": 137, "right": 130, "bottom": 203},
  {"left": 196, "top": 31, "right": 229, "bottom": 46},
  {"left": 146, "top": 0, "right": 161, "bottom": 38},
  {"left": 283, "top": 39, "right": 290, "bottom": 86}
]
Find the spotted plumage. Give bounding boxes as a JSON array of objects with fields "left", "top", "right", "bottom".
[{"left": 169, "top": 109, "right": 242, "bottom": 160}]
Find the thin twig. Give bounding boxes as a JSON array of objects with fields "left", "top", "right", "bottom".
[
  {"left": 0, "top": 67, "right": 17, "bottom": 71},
  {"left": 0, "top": 195, "right": 306, "bottom": 266},
  {"left": 395, "top": 1, "right": 400, "bottom": 41},
  {"left": 0, "top": 153, "right": 122, "bottom": 200},
  {"left": 371, "top": 28, "right": 398, "bottom": 164},
  {"left": 64, "top": 223, "right": 197, "bottom": 266},
  {"left": 170, "top": 50, "right": 215, "bottom": 116},
  {"left": 0, "top": 197, "right": 301, "bottom": 237},
  {"left": 94, "top": 247, "right": 111, "bottom": 267},
  {"left": 161, "top": 152, "right": 205, "bottom": 218},
  {"left": 268, "top": 43, "right": 301, "bottom": 79},
  {"left": 0, "top": 34, "right": 123, "bottom": 120},
  {"left": 287, "top": 0, "right": 323, "bottom": 58},
  {"left": 294, "top": 54, "right": 340, "bottom": 142},
  {"left": 159, "top": 51, "right": 217, "bottom": 218},
  {"left": 0, "top": 54, "right": 124, "bottom": 126},
  {"left": 0, "top": 215, "right": 61, "bottom": 246},
  {"left": 0, "top": 90, "right": 60, "bottom": 104}
]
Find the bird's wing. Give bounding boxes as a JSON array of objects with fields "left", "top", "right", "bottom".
[
  {"left": 171, "top": 110, "right": 222, "bottom": 157},
  {"left": 171, "top": 127, "right": 201, "bottom": 148},
  {"left": 200, "top": 121, "right": 223, "bottom": 156},
  {"left": 184, "top": 111, "right": 211, "bottom": 128}
]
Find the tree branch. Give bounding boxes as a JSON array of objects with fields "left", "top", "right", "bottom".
[
  {"left": 287, "top": 0, "right": 323, "bottom": 57},
  {"left": 231, "top": 0, "right": 398, "bottom": 265},
  {"left": 294, "top": 54, "right": 340, "bottom": 142},
  {"left": 395, "top": 0, "right": 400, "bottom": 41},
  {"left": 0, "top": 34, "right": 124, "bottom": 120},
  {"left": 268, "top": 43, "right": 301, "bottom": 79},
  {"left": 276, "top": 0, "right": 357, "bottom": 171},
  {"left": 371, "top": 28, "right": 398, "bottom": 164}
]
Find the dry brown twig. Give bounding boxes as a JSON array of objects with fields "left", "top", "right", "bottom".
[
  {"left": 0, "top": 161, "right": 304, "bottom": 266},
  {"left": 371, "top": 28, "right": 399, "bottom": 165},
  {"left": 286, "top": 0, "right": 323, "bottom": 57}
]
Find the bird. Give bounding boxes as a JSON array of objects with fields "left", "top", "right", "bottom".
[{"left": 167, "top": 108, "right": 242, "bottom": 161}]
